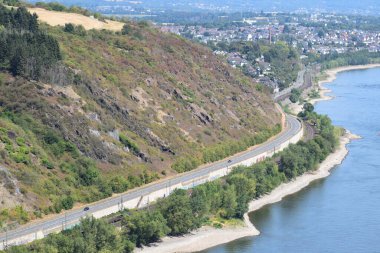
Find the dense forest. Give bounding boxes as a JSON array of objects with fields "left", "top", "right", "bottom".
[
  {"left": 0, "top": 6, "right": 61, "bottom": 80},
  {"left": 5, "top": 107, "right": 341, "bottom": 253}
]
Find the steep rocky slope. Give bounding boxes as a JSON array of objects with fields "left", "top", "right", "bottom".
[{"left": 0, "top": 6, "right": 281, "bottom": 225}]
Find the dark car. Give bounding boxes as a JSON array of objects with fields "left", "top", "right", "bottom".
[
  {"left": 228, "top": 160, "right": 232, "bottom": 163},
  {"left": 83, "top": 207, "right": 90, "bottom": 211}
]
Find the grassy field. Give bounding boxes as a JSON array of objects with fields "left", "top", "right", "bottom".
[{"left": 28, "top": 7, "right": 124, "bottom": 31}]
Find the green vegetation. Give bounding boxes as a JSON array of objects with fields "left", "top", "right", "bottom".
[
  {"left": 0, "top": 206, "right": 29, "bottom": 227},
  {"left": 308, "top": 89, "right": 320, "bottom": 99},
  {"left": 0, "top": 96, "right": 162, "bottom": 223},
  {"left": 307, "top": 50, "right": 380, "bottom": 70},
  {"left": 6, "top": 217, "right": 134, "bottom": 253},
  {"left": 119, "top": 133, "right": 140, "bottom": 155},
  {"left": 289, "top": 88, "right": 301, "bottom": 103},
  {"left": 263, "top": 41, "right": 300, "bottom": 89},
  {"left": 0, "top": 6, "right": 61, "bottom": 80},
  {"left": 212, "top": 40, "right": 300, "bottom": 90},
  {"left": 123, "top": 210, "right": 170, "bottom": 247},
  {"left": 0, "top": 0, "right": 22, "bottom": 6},
  {"left": 0, "top": 112, "right": 114, "bottom": 215},
  {"left": 172, "top": 124, "right": 281, "bottom": 172},
  {"left": 63, "top": 23, "right": 87, "bottom": 36},
  {"left": 5, "top": 108, "right": 341, "bottom": 252}
]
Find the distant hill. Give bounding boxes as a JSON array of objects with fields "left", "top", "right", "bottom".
[
  {"left": 27, "top": 0, "right": 380, "bottom": 15},
  {"left": 0, "top": 5, "right": 280, "bottom": 224}
]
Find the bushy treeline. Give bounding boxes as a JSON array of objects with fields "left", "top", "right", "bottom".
[
  {"left": 172, "top": 124, "right": 281, "bottom": 173},
  {"left": 5, "top": 217, "right": 135, "bottom": 253},
  {"left": 0, "top": 6, "right": 62, "bottom": 80},
  {"left": 0, "top": 0, "right": 22, "bottom": 7},
  {"left": 0, "top": 5, "right": 38, "bottom": 31},
  {"left": 307, "top": 50, "right": 380, "bottom": 70},
  {"left": 6, "top": 110, "right": 341, "bottom": 253}
]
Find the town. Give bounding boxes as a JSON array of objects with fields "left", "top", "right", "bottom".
[{"left": 158, "top": 13, "right": 380, "bottom": 92}]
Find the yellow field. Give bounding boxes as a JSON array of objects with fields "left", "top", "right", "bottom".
[{"left": 28, "top": 7, "right": 124, "bottom": 31}]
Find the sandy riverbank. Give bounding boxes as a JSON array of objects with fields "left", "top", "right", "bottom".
[
  {"left": 315, "top": 64, "right": 380, "bottom": 105},
  {"left": 319, "top": 64, "right": 380, "bottom": 85},
  {"left": 137, "top": 131, "right": 359, "bottom": 253},
  {"left": 136, "top": 219, "right": 259, "bottom": 253},
  {"left": 289, "top": 64, "right": 380, "bottom": 114}
]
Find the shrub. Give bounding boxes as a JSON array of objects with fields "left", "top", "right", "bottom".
[
  {"left": 109, "top": 176, "right": 129, "bottom": 193},
  {"left": 122, "top": 24, "right": 133, "bottom": 35},
  {"left": 290, "top": 88, "right": 301, "bottom": 103},
  {"left": 42, "top": 158, "right": 54, "bottom": 169},
  {"left": 61, "top": 196, "right": 74, "bottom": 210},
  {"left": 119, "top": 134, "right": 140, "bottom": 154}
]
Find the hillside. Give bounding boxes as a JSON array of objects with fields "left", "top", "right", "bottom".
[{"left": 0, "top": 6, "right": 281, "bottom": 226}]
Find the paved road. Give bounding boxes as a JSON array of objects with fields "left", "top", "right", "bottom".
[
  {"left": 273, "top": 67, "right": 307, "bottom": 102},
  {"left": 0, "top": 115, "right": 302, "bottom": 248}
]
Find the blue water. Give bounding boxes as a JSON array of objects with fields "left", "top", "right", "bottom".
[{"left": 201, "top": 68, "right": 380, "bottom": 253}]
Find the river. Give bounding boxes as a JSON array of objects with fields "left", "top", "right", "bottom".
[{"left": 200, "top": 67, "right": 380, "bottom": 253}]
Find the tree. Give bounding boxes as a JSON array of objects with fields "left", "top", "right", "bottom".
[
  {"left": 109, "top": 176, "right": 129, "bottom": 193},
  {"left": 61, "top": 196, "right": 74, "bottom": 210},
  {"left": 7, "top": 217, "right": 128, "bottom": 252},
  {"left": 190, "top": 186, "right": 210, "bottom": 220},
  {"left": 0, "top": 5, "right": 62, "bottom": 80},
  {"left": 158, "top": 189, "right": 196, "bottom": 235},
  {"left": 290, "top": 88, "right": 301, "bottom": 103},
  {"left": 124, "top": 210, "right": 170, "bottom": 247},
  {"left": 221, "top": 185, "right": 237, "bottom": 218},
  {"left": 64, "top": 23, "right": 75, "bottom": 33},
  {"left": 77, "top": 158, "right": 99, "bottom": 186},
  {"left": 226, "top": 175, "right": 256, "bottom": 218},
  {"left": 122, "top": 23, "right": 132, "bottom": 35},
  {"left": 10, "top": 52, "right": 26, "bottom": 76},
  {"left": 303, "top": 102, "right": 314, "bottom": 113}
]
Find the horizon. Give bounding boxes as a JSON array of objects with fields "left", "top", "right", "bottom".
[{"left": 27, "top": 0, "right": 380, "bottom": 16}]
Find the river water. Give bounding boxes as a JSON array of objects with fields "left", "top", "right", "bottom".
[{"left": 201, "top": 67, "right": 380, "bottom": 253}]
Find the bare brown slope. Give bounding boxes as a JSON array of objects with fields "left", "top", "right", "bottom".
[{"left": 49, "top": 22, "right": 281, "bottom": 168}]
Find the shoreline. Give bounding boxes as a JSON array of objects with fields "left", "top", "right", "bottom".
[
  {"left": 315, "top": 64, "right": 380, "bottom": 105},
  {"left": 247, "top": 130, "right": 360, "bottom": 216},
  {"left": 288, "top": 63, "right": 380, "bottom": 114},
  {"left": 319, "top": 64, "right": 380, "bottom": 85},
  {"left": 137, "top": 131, "right": 358, "bottom": 253},
  {"left": 136, "top": 64, "right": 372, "bottom": 253}
]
